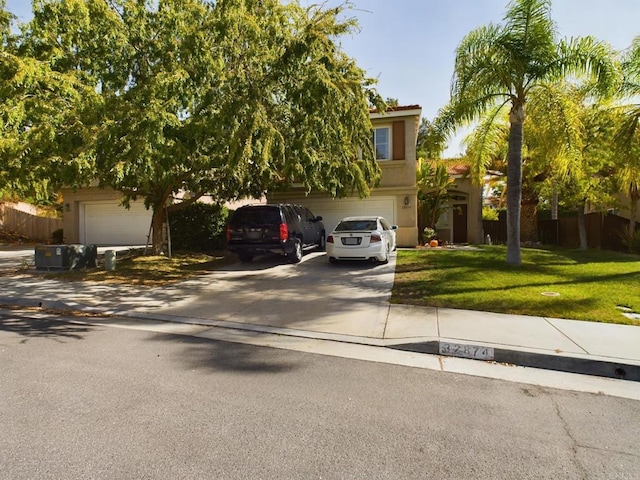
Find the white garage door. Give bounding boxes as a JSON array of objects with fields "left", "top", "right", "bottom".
[
  {"left": 297, "top": 197, "right": 396, "bottom": 233},
  {"left": 81, "top": 201, "right": 152, "bottom": 245}
]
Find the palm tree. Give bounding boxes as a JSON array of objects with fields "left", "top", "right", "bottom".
[
  {"left": 416, "top": 159, "right": 456, "bottom": 242},
  {"left": 614, "top": 36, "right": 640, "bottom": 236},
  {"left": 437, "top": 0, "right": 617, "bottom": 265}
]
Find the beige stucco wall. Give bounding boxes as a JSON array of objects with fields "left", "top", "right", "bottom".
[
  {"left": 60, "top": 187, "right": 126, "bottom": 243},
  {"left": 270, "top": 188, "right": 419, "bottom": 247},
  {"left": 372, "top": 115, "right": 418, "bottom": 189},
  {"left": 269, "top": 108, "right": 422, "bottom": 247},
  {"left": 433, "top": 177, "right": 483, "bottom": 244}
]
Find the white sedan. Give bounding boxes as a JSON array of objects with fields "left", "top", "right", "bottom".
[{"left": 326, "top": 216, "right": 397, "bottom": 264}]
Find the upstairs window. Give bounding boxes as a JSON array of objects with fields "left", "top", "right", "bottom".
[{"left": 372, "top": 127, "right": 390, "bottom": 160}]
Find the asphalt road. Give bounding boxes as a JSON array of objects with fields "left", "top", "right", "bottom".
[{"left": 1, "top": 311, "right": 639, "bottom": 480}]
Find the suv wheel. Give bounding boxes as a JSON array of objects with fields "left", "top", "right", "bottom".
[
  {"left": 289, "top": 239, "right": 303, "bottom": 263},
  {"left": 317, "top": 232, "right": 326, "bottom": 252},
  {"left": 238, "top": 252, "right": 254, "bottom": 263}
]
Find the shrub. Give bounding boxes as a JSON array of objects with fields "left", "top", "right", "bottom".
[
  {"left": 422, "top": 227, "right": 436, "bottom": 244},
  {"left": 620, "top": 228, "right": 640, "bottom": 254},
  {"left": 482, "top": 207, "right": 499, "bottom": 221},
  {"left": 51, "top": 229, "right": 64, "bottom": 244},
  {"left": 168, "top": 203, "right": 230, "bottom": 252}
]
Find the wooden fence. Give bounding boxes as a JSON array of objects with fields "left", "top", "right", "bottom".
[
  {"left": 0, "top": 203, "right": 62, "bottom": 242},
  {"left": 483, "top": 212, "right": 636, "bottom": 253}
]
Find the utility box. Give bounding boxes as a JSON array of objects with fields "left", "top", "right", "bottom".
[
  {"left": 104, "top": 249, "right": 116, "bottom": 271},
  {"left": 34, "top": 244, "right": 98, "bottom": 270}
]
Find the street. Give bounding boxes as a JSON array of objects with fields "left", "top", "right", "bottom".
[{"left": 1, "top": 310, "right": 639, "bottom": 480}]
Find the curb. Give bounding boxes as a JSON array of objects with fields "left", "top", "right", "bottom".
[
  {"left": 390, "top": 341, "right": 640, "bottom": 382},
  {"left": 2, "top": 296, "right": 639, "bottom": 383}
]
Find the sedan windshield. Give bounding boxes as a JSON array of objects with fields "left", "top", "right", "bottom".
[{"left": 335, "top": 220, "right": 378, "bottom": 231}]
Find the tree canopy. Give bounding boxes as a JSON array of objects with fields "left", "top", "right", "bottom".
[{"left": 2, "top": 0, "right": 383, "bottom": 252}]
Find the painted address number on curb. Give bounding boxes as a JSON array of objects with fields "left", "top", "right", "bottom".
[{"left": 439, "top": 342, "right": 495, "bottom": 361}]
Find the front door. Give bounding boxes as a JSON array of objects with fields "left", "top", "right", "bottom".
[{"left": 453, "top": 204, "right": 468, "bottom": 243}]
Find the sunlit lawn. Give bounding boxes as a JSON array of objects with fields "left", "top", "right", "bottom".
[
  {"left": 46, "top": 251, "right": 236, "bottom": 286},
  {"left": 391, "top": 246, "right": 640, "bottom": 325}
]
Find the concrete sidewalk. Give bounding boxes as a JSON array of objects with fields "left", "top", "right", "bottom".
[{"left": 0, "top": 251, "right": 639, "bottom": 382}]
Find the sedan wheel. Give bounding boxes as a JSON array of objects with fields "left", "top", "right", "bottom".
[{"left": 379, "top": 244, "right": 389, "bottom": 264}]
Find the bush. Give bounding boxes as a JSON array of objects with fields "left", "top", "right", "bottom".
[
  {"left": 620, "top": 228, "right": 640, "bottom": 254},
  {"left": 422, "top": 227, "right": 436, "bottom": 244},
  {"left": 51, "top": 229, "right": 64, "bottom": 244},
  {"left": 482, "top": 207, "right": 499, "bottom": 221},
  {"left": 168, "top": 203, "right": 230, "bottom": 252}
]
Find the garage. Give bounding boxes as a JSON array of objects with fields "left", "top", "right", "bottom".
[
  {"left": 80, "top": 201, "right": 152, "bottom": 245},
  {"left": 294, "top": 197, "right": 396, "bottom": 234}
]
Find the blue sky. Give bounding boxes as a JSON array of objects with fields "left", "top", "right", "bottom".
[{"left": 6, "top": 0, "right": 640, "bottom": 155}]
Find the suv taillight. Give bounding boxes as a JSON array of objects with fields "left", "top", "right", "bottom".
[
  {"left": 327, "top": 235, "right": 334, "bottom": 243},
  {"left": 279, "top": 223, "right": 288, "bottom": 241},
  {"left": 370, "top": 234, "right": 382, "bottom": 243},
  {"left": 226, "top": 226, "right": 231, "bottom": 241}
]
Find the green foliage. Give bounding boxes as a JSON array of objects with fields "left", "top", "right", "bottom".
[
  {"left": 436, "top": 0, "right": 618, "bottom": 266},
  {"left": 612, "top": 35, "right": 640, "bottom": 231},
  {"left": 620, "top": 228, "right": 640, "bottom": 254},
  {"left": 416, "top": 160, "right": 456, "bottom": 237},
  {"left": 392, "top": 246, "right": 640, "bottom": 325},
  {"left": 422, "top": 227, "right": 436, "bottom": 241},
  {"left": 51, "top": 228, "right": 63, "bottom": 243},
  {"left": 416, "top": 118, "right": 446, "bottom": 160},
  {"left": 2, "top": 0, "right": 383, "bottom": 253},
  {"left": 482, "top": 207, "right": 499, "bottom": 221},
  {"left": 168, "top": 203, "right": 230, "bottom": 252}
]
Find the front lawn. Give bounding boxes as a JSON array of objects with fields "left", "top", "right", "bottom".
[
  {"left": 45, "top": 251, "right": 236, "bottom": 285},
  {"left": 391, "top": 246, "right": 640, "bottom": 325}
]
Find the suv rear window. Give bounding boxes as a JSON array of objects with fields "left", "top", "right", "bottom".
[{"left": 230, "top": 206, "right": 281, "bottom": 226}]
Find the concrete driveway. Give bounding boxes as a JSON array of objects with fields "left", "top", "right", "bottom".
[
  {"left": 1, "top": 249, "right": 399, "bottom": 339},
  {"left": 157, "top": 251, "right": 398, "bottom": 338},
  {"left": 0, "top": 246, "right": 35, "bottom": 270}
]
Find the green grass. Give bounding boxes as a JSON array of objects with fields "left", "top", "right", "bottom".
[{"left": 392, "top": 246, "right": 640, "bottom": 325}]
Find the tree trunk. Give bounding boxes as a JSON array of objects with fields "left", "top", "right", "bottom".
[
  {"left": 551, "top": 183, "right": 558, "bottom": 221},
  {"left": 577, "top": 204, "right": 588, "bottom": 250},
  {"left": 151, "top": 206, "right": 166, "bottom": 255},
  {"left": 476, "top": 184, "right": 484, "bottom": 244},
  {"left": 629, "top": 187, "right": 638, "bottom": 234},
  {"left": 506, "top": 105, "right": 525, "bottom": 266}
]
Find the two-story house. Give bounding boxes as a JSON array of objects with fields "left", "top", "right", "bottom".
[
  {"left": 268, "top": 105, "right": 422, "bottom": 247},
  {"left": 60, "top": 105, "right": 422, "bottom": 247}
]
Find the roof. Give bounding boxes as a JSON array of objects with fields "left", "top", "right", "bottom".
[
  {"left": 369, "top": 104, "right": 422, "bottom": 114},
  {"left": 447, "top": 164, "right": 470, "bottom": 176}
]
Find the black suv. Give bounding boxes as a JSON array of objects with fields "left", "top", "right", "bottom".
[{"left": 226, "top": 204, "right": 325, "bottom": 263}]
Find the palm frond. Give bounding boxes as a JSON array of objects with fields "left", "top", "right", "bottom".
[
  {"left": 463, "top": 104, "right": 510, "bottom": 184},
  {"left": 526, "top": 82, "right": 584, "bottom": 178},
  {"left": 501, "top": 0, "right": 556, "bottom": 70},
  {"left": 549, "top": 36, "right": 620, "bottom": 97},
  {"left": 619, "top": 35, "right": 640, "bottom": 99}
]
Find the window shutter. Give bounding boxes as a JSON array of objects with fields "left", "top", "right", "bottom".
[{"left": 392, "top": 121, "right": 405, "bottom": 160}]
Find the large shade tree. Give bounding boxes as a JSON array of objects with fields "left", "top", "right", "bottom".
[
  {"left": 8, "top": 0, "right": 383, "bottom": 253},
  {"left": 436, "top": 0, "right": 617, "bottom": 265},
  {"left": 1, "top": 0, "right": 97, "bottom": 202}
]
